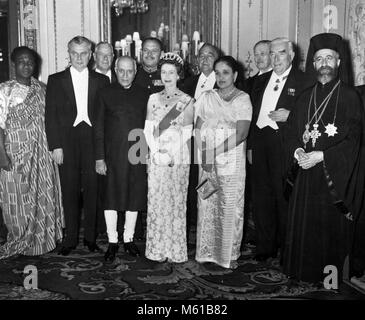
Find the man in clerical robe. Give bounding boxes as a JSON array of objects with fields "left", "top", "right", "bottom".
[
  {"left": 94, "top": 56, "right": 149, "bottom": 263},
  {"left": 283, "top": 33, "right": 365, "bottom": 284}
]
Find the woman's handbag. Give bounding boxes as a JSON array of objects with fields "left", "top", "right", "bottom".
[{"left": 196, "top": 172, "right": 219, "bottom": 200}]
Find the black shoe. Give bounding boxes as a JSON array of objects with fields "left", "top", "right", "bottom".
[
  {"left": 254, "top": 253, "right": 276, "bottom": 262},
  {"left": 83, "top": 239, "right": 101, "bottom": 252},
  {"left": 58, "top": 246, "right": 76, "bottom": 256},
  {"left": 124, "top": 241, "right": 140, "bottom": 257},
  {"left": 104, "top": 243, "right": 119, "bottom": 263}
]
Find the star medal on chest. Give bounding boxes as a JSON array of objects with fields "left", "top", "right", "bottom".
[{"left": 324, "top": 123, "right": 338, "bottom": 137}]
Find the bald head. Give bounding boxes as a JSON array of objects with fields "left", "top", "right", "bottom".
[{"left": 115, "top": 56, "right": 137, "bottom": 88}]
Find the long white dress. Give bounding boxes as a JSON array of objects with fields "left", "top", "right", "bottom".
[
  {"left": 144, "top": 90, "right": 194, "bottom": 263},
  {"left": 195, "top": 89, "right": 252, "bottom": 268}
]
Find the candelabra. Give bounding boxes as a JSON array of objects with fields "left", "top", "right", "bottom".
[{"left": 111, "top": 0, "right": 149, "bottom": 16}]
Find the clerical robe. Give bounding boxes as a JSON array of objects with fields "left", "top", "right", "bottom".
[
  {"left": 283, "top": 78, "right": 365, "bottom": 283},
  {"left": 94, "top": 83, "right": 149, "bottom": 211}
]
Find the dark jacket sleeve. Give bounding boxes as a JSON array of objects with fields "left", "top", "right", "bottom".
[
  {"left": 45, "top": 75, "right": 61, "bottom": 151},
  {"left": 93, "top": 89, "right": 106, "bottom": 161}
]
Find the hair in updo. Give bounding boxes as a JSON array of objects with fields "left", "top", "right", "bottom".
[
  {"left": 213, "top": 55, "right": 239, "bottom": 73},
  {"left": 159, "top": 52, "right": 184, "bottom": 74}
]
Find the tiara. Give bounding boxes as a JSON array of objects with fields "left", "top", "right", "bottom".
[{"left": 161, "top": 52, "right": 184, "bottom": 66}]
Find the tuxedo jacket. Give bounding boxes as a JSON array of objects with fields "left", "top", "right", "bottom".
[
  {"left": 244, "top": 72, "right": 259, "bottom": 96},
  {"left": 248, "top": 67, "right": 312, "bottom": 149},
  {"left": 181, "top": 74, "right": 218, "bottom": 99},
  {"left": 45, "top": 67, "right": 110, "bottom": 151}
]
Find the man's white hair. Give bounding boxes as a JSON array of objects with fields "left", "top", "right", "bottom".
[{"left": 270, "top": 37, "right": 294, "bottom": 54}]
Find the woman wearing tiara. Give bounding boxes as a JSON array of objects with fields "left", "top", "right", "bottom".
[{"left": 144, "top": 53, "right": 194, "bottom": 263}]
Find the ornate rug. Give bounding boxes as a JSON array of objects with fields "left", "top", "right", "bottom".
[{"left": 0, "top": 237, "right": 336, "bottom": 300}]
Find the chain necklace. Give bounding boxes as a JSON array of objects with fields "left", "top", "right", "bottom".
[
  {"left": 218, "top": 86, "right": 236, "bottom": 101},
  {"left": 303, "top": 80, "right": 341, "bottom": 148}
]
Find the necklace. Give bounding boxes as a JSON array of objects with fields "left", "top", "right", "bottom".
[
  {"left": 218, "top": 86, "right": 236, "bottom": 100},
  {"left": 303, "top": 80, "right": 341, "bottom": 148}
]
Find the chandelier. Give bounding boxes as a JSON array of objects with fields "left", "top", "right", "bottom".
[{"left": 111, "top": 0, "right": 149, "bottom": 16}]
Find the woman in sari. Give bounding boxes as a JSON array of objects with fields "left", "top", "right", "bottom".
[
  {"left": 144, "top": 53, "right": 194, "bottom": 263},
  {"left": 0, "top": 46, "right": 64, "bottom": 259},
  {"left": 195, "top": 56, "right": 252, "bottom": 269}
]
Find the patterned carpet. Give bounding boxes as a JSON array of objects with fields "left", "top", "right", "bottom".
[{"left": 2, "top": 236, "right": 360, "bottom": 301}]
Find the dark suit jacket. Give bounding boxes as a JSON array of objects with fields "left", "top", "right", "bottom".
[
  {"left": 181, "top": 74, "right": 218, "bottom": 98},
  {"left": 244, "top": 72, "right": 259, "bottom": 96},
  {"left": 45, "top": 67, "right": 109, "bottom": 151},
  {"left": 248, "top": 67, "right": 312, "bottom": 150}
]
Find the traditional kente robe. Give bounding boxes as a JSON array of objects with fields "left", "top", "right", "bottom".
[{"left": 283, "top": 78, "right": 365, "bottom": 283}]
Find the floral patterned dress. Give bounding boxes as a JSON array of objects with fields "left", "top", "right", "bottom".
[{"left": 144, "top": 90, "right": 194, "bottom": 263}]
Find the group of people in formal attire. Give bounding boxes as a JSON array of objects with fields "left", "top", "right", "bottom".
[{"left": 0, "top": 31, "right": 364, "bottom": 287}]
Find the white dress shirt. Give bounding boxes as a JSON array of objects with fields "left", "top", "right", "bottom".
[
  {"left": 70, "top": 66, "right": 91, "bottom": 127},
  {"left": 256, "top": 66, "right": 292, "bottom": 130},
  {"left": 194, "top": 72, "right": 216, "bottom": 100},
  {"left": 96, "top": 68, "right": 112, "bottom": 83}
]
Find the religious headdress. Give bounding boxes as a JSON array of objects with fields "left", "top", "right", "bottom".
[{"left": 305, "top": 33, "right": 352, "bottom": 84}]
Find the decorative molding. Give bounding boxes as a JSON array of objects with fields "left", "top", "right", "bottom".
[
  {"left": 101, "top": 0, "right": 111, "bottom": 41},
  {"left": 53, "top": 0, "right": 58, "bottom": 71},
  {"left": 236, "top": 0, "right": 240, "bottom": 59},
  {"left": 259, "top": 0, "right": 264, "bottom": 39},
  {"left": 81, "top": 0, "right": 85, "bottom": 36},
  {"left": 20, "top": 0, "right": 38, "bottom": 50}
]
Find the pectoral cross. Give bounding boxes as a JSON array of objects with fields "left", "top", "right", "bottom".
[{"left": 310, "top": 124, "right": 321, "bottom": 147}]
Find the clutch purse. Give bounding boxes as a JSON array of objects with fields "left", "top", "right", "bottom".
[{"left": 196, "top": 173, "right": 219, "bottom": 200}]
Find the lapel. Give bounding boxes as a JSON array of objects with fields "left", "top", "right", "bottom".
[
  {"left": 276, "top": 68, "right": 297, "bottom": 110},
  {"left": 252, "top": 71, "right": 272, "bottom": 121},
  {"left": 192, "top": 75, "right": 200, "bottom": 97},
  {"left": 88, "top": 71, "right": 97, "bottom": 113},
  {"left": 62, "top": 68, "right": 77, "bottom": 108}
]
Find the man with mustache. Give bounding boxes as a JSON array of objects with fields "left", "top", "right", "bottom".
[{"left": 283, "top": 33, "right": 365, "bottom": 284}]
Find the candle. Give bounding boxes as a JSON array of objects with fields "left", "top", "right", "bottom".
[
  {"left": 173, "top": 43, "right": 180, "bottom": 56},
  {"left": 133, "top": 32, "right": 140, "bottom": 42},
  {"left": 125, "top": 34, "right": 132, "bottom": 56},
  {"left": 120, "top": 39, "right": 127, "bottom": 56},
  {"left": 165, "top": 25, "right": 170, "bottom": 52},
  {"left": 192, "top": 31, "right": 200, "bottom": 56},
  {"left": 135, "top": 39, "right": 142, "bottom": 63},
  {"left": 181, "top": 41, "right": 189, "bottom": 60}
]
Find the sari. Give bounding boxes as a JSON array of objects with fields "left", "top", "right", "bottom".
[
  {"left": 195, "top": 89, "right": 252, "bottom": 268},
  {"left": 0, "top": 78, "right": 64, "bottom": 258}
]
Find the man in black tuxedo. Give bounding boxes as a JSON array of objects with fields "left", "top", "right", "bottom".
[
  {"left": 45, "top": 36, "right": 109, "bottom": 256},
  {"left": 249, "top": 37, "right": 310, "bottom": 262},
  {"left": 245, "top": 40, "right": 272, "bottom": 95},
  {"left": 181, "top": 43, "right": 220, "bottom": 244},
  {"left": 93, "top": 41, "right": 116, "bottom": 84},
  {"left": 182, "top": 43, "right": 219, "bottom": 100}
]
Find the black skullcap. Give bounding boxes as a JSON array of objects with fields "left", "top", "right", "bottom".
[{"left": 305, "top": 33, "right": 353, "bottom": 84}]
